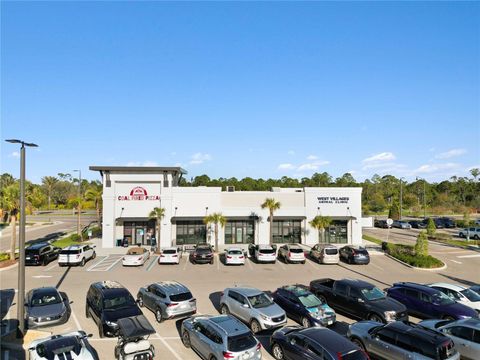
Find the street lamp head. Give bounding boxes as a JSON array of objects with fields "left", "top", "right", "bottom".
[
  {"left": 24, "top": 142, "right": 38, "bottom": 147},
  {"left": 5, "top": 139, "right": 22, "bottom": 144}
]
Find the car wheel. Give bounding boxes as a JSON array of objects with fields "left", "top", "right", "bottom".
[
  {"left": 271, "top": 343, "right": 285, "bottom": 360},
  {"left": 209, "top": 356, "right": 218, "bottom": 360},
  {"left": 368, "top": 313, "right": 384, "bottom": 323},
  {"left": 155, "top": 309, "right": 163, "bottom": 323},
  {"left": 301, "top": 260, "right": 306, "bottom": 264},
  {"left": 181, "top": 330, "right": 191, "bottom": 348},
  {"left": 85, "top": 304, "right": 90, "bottom": 318},
  {"left": 92, "top": 252, "right": 96, "bottom": 260},
  {"left": 210, "top": 260, "right": 214, "bottom": 265},
  {"left": 114, "top": 345, "right": 120, "bottom": 359},
  {"left": 459, "top": 233, "right": 465, "bottom": 238},
  {"left": 351, "top": 338, "right": 366, "bottom": 351},
  {"left": 98, "top": 323, "right": 104, "bottom": 338},
  {"left": 137, "top": 296, "right": 144, "bottom": 307},
  {"left": 220, "top": 304, "right": 230, "bottom": 315},
  {"left": 301, "top": 317, "right": 311, "bottom": 328},
  {"left": 80, "top": 258, "right": 86, "bottom": 267},
  {"left": 42, "top": 257, "right": 48, "bottom": 266},
  {"left": 474, "top": 235, "right": 479, "bottom": 240},
  {"left": 250, "top": 319, "right": 262, "bottom": 334}
]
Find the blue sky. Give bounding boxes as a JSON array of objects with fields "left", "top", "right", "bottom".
[{"left": 1, "top": 2, "right": 479, "bottom": 183}]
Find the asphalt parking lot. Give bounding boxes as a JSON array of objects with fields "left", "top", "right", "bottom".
[{"left": 1, "top": 242, "right": 480, "bottom": 360}]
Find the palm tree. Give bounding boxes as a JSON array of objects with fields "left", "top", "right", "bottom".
[
  {"left": 203, "top": 213, "right": 226, "bottom": 251},
  {"left": 85, "top": 183, "right": 103, "bottom": 225},
  {"left": 261, "top": 198, "right": 281, "bottom": 245},
  {"left": 309, "top": 216, "right": 332, "bottom": 243},
  {"left": 68, "top": 197, "right": 84, "bottom": 240},
  {"left": 149, "top": 207, "right": 166, "bottom": 250},
  {"left": 3, "top": 184, "right": 20, "bottom": 260},
  {"left": 41, "top": 176, "right": 59, "bottom": 209}
]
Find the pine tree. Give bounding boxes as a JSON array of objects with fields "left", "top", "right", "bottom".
[
  {"left": 426, "top": 218, "right": 436, "bottom": 237},
  {"left": 415, "top": 231, "right": 429, "bottom": 256}
]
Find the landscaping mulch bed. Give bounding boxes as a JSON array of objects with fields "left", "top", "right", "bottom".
[{"left": 0, "top": 259, "right": 18, "bottom": 268}]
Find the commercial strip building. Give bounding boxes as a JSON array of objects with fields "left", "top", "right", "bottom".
[{"left": 90, "top": 166, "right": 365, "bottom": 249}]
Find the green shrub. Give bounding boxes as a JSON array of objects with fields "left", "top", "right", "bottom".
[
  {"left": 431, "top": 232, "right": 452, "bottom": 241},
  {"left": 388, "top": 202, "right": 400, "bottom": 220},
  {"left": 82, "top": 226, "right": 102, "bottom": 238},
  {"left": 362, "top": 234, "right": 383, "bottom": 245},
  {"left": 426, "top": 218, "right": 436, "bottom": 237},
  {"left": 0, "top": 253, "right": 10, "bottom": 262},
  {"left": 384, "top": 241, "right": 443, "bottom": 268},
  {"left": 415, "top": 231, "right": 429, "bottom": 256}
]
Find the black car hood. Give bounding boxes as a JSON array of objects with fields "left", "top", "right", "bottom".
[
  {"left": 103, "top": 306, "right": 142, "bottom": 322},
  {"left": 367, "top": 297, "right": 406, "bottom": 313}
]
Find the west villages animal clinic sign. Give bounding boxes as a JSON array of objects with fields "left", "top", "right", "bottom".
[
  {"left": 317, "top": 196, "right": 350, "bottom": 204},
  {"left": 117, "top": 187, "right": 160, "bottom": 201}
]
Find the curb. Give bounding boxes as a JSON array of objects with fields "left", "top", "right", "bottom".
[
  {"left": 428, "top": 238, "right": 479, "bottom": 251},
  {"left": 0, "top": 261, "right": 19, "bottom": 272},
  {"left": 385, "top": 253, "right": 447, "bottom": 271}
]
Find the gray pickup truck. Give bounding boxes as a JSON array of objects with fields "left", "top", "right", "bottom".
[{"left": 309, "top": 278, "right": 408, "bottom": 323}]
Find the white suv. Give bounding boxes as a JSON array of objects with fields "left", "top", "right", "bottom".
[
  {"left": 458, "top": 227, "right": 480, "bottom": 240},
  {"left": 58, "top": 244, "right": 96, "bottom": 266},
  {"left": 249, "top": 244, "right": 277, "bottom": 263}
]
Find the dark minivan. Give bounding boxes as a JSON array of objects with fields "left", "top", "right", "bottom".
[
  {"left": 25, "top": 243, "right": 60, "bottom": 266},
  {"left": 387, "top": 282, "right": 478, "bottom": 320},
  {"left": 85, "top": 281, "right": 142, "bottom": 337}
]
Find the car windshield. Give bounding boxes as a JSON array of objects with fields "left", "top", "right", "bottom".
[
  {"left": 298, "top": 293, "right": 322, "bottom": 308},
  {"left": 259, "top": 249, "right": 275, "bottom": 254},
  {"left": 31, "top": 291, "right": 62, "bottom": 306},
  {"left": 360, "top": 287, "right": 386, "bottom": 301},
  {"left": 325, "top": 248, "right": 338, "bottom": 255},
  {"left": 228, "top": 250, "right": 243, "bottom": 255},
  {"left": 227, "top": 333, "right": 257, "bottom": 352},
  {"left": 26, "top": 249, "right": 40, "bottom": 255},
  {"left": 289, "top": 248, "right": 304, "bottom": 253},
  {"left": 460, "top": 288, "right": 480, "bottom": 302},
  {"left": 162, "top": 249, "right": 177, "bottom": 254},
  {"left": 104, "top": 294, "right": 137, "bottom": 310},
  {"left": 248, "top": 293, "right": 273, "bottom": 308},
  {"left": 196, "top": 247, "right": 211, "bottom": 254},
  {"left": 60, "top": 250, "right": 80, "bottom": 255},
  {"left": 170, "top": 292, "right": 193, "bottom": 302},
  {"left": 432, "top": 292, "right": 455, "bottom": 305},
  {"left": 355, "top": 249, "right": 368, "bottom": 255}
]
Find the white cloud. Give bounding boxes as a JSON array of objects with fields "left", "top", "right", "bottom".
[
  {"left": 278, "top": 163, "right": 295, "bottom": 170},
  {"left": 306, "top": 155, "right": 318, "bottom": 160},
  {"left": 125, "top": 160, "right": 159, "bottom": 166},
  {"left": 189, "top": 152, "right": 212, "bottom": 165},
  {"left": 435, "top": 148, "right": 467, "bottom": 159},
  {"left": 362, "top": 152, "right": 396, "bottom": 163},
  {"left": 415, "top": 162, "right": 459, "bottom": 174},
  {"left": 9, "top": 151, "right": 20, "bottom": 158},
  {"left": 297, "top": 160, "right": 330, "bottom": 172}
]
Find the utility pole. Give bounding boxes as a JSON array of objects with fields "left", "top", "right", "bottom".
[
  {"left": 400, "top": 178, "right": 404, "bottom": 220},
  {"left": 6, "top": 139, "right": 38, "bottom": 336},
  {"left": 73, "top": 169, "right": 82, "bottom": 238},
  {"left": 417, "top": 177, "right": 426, "bottom": 219}
]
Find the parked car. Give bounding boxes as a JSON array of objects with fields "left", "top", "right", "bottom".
[
  {"left": 374, "top": 219, "right": 391, "bottom": 229},
  {"left": 386, "top": 282, "right": 478, "bottom": 320},
  {"left": 270, "top": 326, "right": 369, "bottom": 360},
  {"left": 438, "top": 217, "right": 456, "bottom": 228},
  {"left": 219, "top": 287, "right": 287, "bottom": 333},
  {"left": 190, "top": 243, "right": 214, "bottom": 264},
  {"left": 428, "top": 283, "right": 480, "bottom": 313},
  {"left": 28, "top": 331, "right": 98, "bottom": 360},
  {"left": 249, "top": 244, "right": 277, "bottom": 263},
  {"left": 423, "top": 217, "right": 445, "bottom": 229},
  {"left": 272, "top": 284, "right": 336, "bottom": 328},
  {"left": 309, "top": 244, "right": 339, "bottom": 264},
  {"left": 224, "top": 247, "right": 246, "bottom": 265},
  {"left": 158, "top": 247, "right": 182, "bottom": 265},
  {"left": 392, "top": 220, "right": 412, "bottom": 229},
  {"left": 278, "top": 244, "right": 306, "bottom": 264},
  {"left": 25, "top": 243, "right": 60, "bottom": 266},
  {"left": 122, "top": 246, "right": 150, "bottom": 266},
  {"left": 25, "top": 287, "right": 71, "bottom": 328},
  {"left": 409, "top": 220, "right": 427, "bottom": 229},
  {"left": 86, "top": 281, "right": 142, "bottom": 337},
  {"left": 137, "top": 281, "right": 196, "bottom": 323},
  {"left": 458, "top": 227, "right": 480, "bottom": 240},
  {"left": 310, "top": 278, "right": 407, "bottom": 323},
  {"left": 339, "top": 246, "right": 370, "bottom": 265},
  {"left": 181, "top": 315, "right": 262, "bottom": 360},
  {"left": 58, "top": 244, "right": 96, "bottom": 267},
  {"left": 347, "top": 320, "right": 459, "bottom": 360},
  {"left": 419, "top": 318, "right": 480, "bottom": 360}
]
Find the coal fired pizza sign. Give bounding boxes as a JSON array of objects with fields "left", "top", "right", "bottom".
[{"left": 117, "top": 187, "right": 160, "bottom": 201}]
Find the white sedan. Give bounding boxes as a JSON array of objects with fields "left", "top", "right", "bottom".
[
  {"left": 429, "top": 282, "right": 480, "bottom": 313},
  {"left": 122, "top": 247, "right": 151, "bottom": 266},
  {"left": 158, "top": 247, "right": 182, "bottom": 264},
  {"left": 28, "top": 331, "right": 97, "bottom": 360},
  {"left": 224, "top": 248, "right": 245, "bottom": 265}
]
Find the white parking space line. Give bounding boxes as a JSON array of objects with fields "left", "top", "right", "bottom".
[
  {"left": 86, "top": 256, "right": 108, "bottom": 271},
  {"left": 457, "top": 254, "right": 480, "bottom": 258},
  {"left": 71, "top": 310, "right": 82, "bottom": 330},
  {"left": 153, "top": 333, "right": 183, "bottom": 360},
  {"left": 246, "top": 258, "right": 253, "bottom": 270},
  {"left": 182, "top": 256, "right": 189, "bottom": 270},
  {"left": 105, "top": 256, "right": 123, "bottom": 271},
  {"left": 449, "top": 260, "right": 462, "bottom": 264},
  {"left": 278, "top": 261, "right": 286, "bottom": 270},
  {"left": 216, "top": 255, "right": 220, "bottom": 270},
  {"left": 306, "top": 259, "right": 317, "bottom": 269},
  {"left": 369, "top": 262, "right": 383, "bottom": 271},
  {"left": 146, "top": 256, "right": 158, "bottom": 271},
  {"left": 45, "top": 264, "right": 57, "bottom": 271}
]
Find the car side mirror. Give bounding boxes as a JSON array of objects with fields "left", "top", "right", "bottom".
[
  {"left": 357, "top": 298, "right": 364, "bottom": 303},
  {"left": 69, "top": 300, "right": 74, "bottom": 304},
  {"left": 242, "top": 303, "right": 249, "bottom": 308}
]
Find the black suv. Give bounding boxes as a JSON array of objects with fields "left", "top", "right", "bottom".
[
  {"left": 190, "top": 243, "right": 214, "bottom": 264},
  {"left": 25, "top": 243, "right": 60, "bottom": 266},
  {"left": 85, "top": 281, "right": 142, "bottom": 337}
]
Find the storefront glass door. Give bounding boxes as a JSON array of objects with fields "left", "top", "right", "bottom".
[{"left": 324, "top": 220, "right": 348, "bottom": 244}]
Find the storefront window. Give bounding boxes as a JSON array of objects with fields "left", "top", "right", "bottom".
[
  {"left": 272, "top": 220, "right": 302, "bottom": 243},
  {"left": 123, "top": 220, "right": 156, "bottom": 245},
  {"left": 225, "top": 220, "right": 254, "bottom": 244},
  {"left": 176, "top": 221, "right": 206, "bottom": 245},
  {"left": 324, "top": 220, "right": 348, "bottom": 244}
]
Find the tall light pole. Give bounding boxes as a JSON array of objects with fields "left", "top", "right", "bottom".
[
  {"left": 73, "top": 169, "right": 82, "bottom": 237},
  {"left": 6, "top": 139, "right": 38, "bottom": 336},
  {"left": 416, "top": 177, "right": 426, "bottom": 219},
  {"left": 399, "top": 177, "right": 405, "bottom": 220}
]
